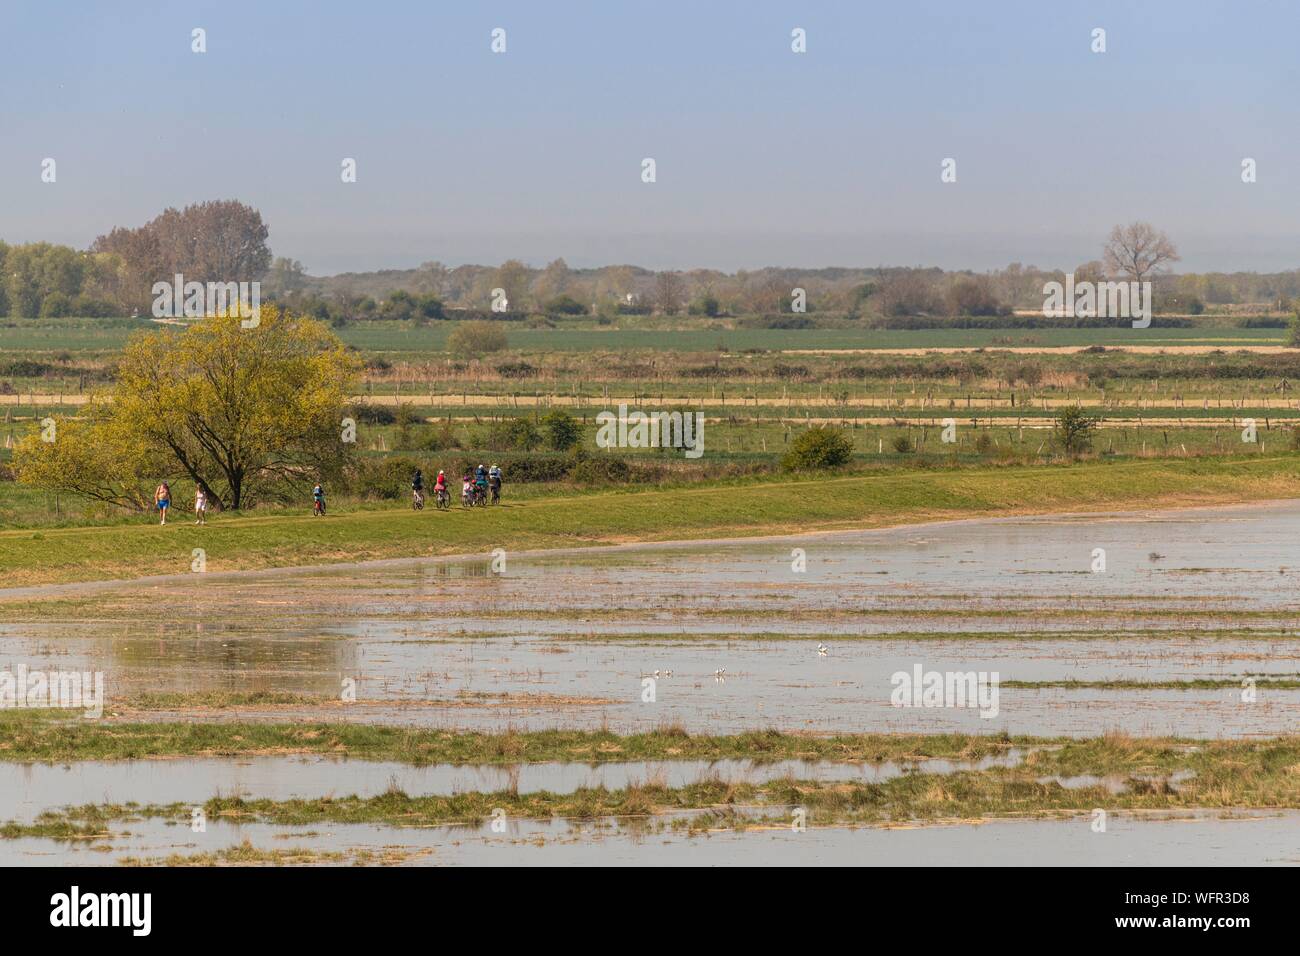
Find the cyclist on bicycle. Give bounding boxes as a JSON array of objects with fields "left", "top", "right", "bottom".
[
  {"left": 488, "top": 463, "right": 502, "bottom": 503},
  {"left": 411, "top": 468, "right": 424, "bottom": 506}
]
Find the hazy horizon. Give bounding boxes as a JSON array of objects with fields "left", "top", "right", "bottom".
[{"left": 5, "top": 0, "right": 1298, "bottom": 275}]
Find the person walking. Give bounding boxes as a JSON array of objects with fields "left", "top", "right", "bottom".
[
  {"left": 155, "top": 481, "right": 171, "bottom": 525},
  {"left": 194, "top": 485, "right": 208, "bottom": 525}
]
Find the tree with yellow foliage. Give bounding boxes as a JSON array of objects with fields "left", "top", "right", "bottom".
[{"left": 15, "top": 306, "right": 359, "bottom": 511}]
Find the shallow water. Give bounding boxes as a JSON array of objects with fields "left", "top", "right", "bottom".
[
  {"left": 0, "top": 751, "right": 1026, "bottom": 823},
  {"left": 4, "top": 811, "right": 1297, "bottom": 867},
  {"left": 3, "top": 502, "right": 1298, "bottom": 736}
]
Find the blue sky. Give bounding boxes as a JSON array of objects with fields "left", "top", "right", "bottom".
[{"left": 2, "top": 0, "right": 1297, "bottom": 274}]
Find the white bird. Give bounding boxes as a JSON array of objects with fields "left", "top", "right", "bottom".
[
  {"left": 714, "top": 668, "right": 726, "bottom": 678},
  {"left": 817, "top": 643, "right": 829, "bottom": 657},
  {"left": 653, "top": 670, "right": 661, "bottom": 678}
]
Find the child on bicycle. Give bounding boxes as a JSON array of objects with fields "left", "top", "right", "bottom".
[
  {"left": 312, "top": 482, "right": 326, "bottom": 516},
  {"left": 411, "top": 468, "right": 425, "bottom": 507}
]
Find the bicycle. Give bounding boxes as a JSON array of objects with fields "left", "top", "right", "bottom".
[
  {"left": 461, "top": 489, "right": 474, "bottom": 509},
  {"left": 434, "top": 488, "right": 450, "bottom": 510},
  {"left": 412, "top": 489, "right": 425, "bottom": 511},
  {"left": 313, "top": 498, "right": 326, "bottom": 517}
]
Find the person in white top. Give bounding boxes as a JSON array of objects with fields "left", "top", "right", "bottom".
[{"left": 195, "top": 486, "right": 208, "bottom": 525}]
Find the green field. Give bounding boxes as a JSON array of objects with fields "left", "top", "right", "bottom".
[{"left": 0, "top": 315, "right": 1287, "bottom": 358}]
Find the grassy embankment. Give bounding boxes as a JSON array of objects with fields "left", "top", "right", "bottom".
[{"left": 2, "top": 454, "right": 1299, "bottom": 588}]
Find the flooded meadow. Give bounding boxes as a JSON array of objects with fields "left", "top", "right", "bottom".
[{"left": 3, "top": 502, "right": 1298, "bottom": 864}]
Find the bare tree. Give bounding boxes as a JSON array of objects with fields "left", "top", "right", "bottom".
[
  {"left": 651, "top": 270, "right": 685, "bottom": 315},
  {"left": 1103, "top": 222, "right": 1180, "bottom": 283},
  {"left": 876, "top": 269, "right": 939, "bottom": 316}
]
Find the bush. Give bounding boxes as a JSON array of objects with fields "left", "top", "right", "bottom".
[
  {"left": 944, "top": 276, "right": 1006, "bottom": 317},
  {"left": 72, "top": 294, "right": 117, "bottom": 317},
  {"left": 782, "top": 426, "right": 854, "bottom": 470},
  {"left": 568, "top": 454, "right": 632, "bottom": 484},
  {"left": 738, "top": 315, "right": 815, "bottom": 330},
  {"left": 0, "top": 359, "right": 56, "bottom": 378},
  {"left": 1053, "top": 404, "right": 1102, "bottom": 456},
  {"left": 770, "top": 363, "right": 809, "bottom": 379},
  {"left": 541, "top": 410, "right": 582, "bottom": 451},
  {"left": 494, "top": 454, "right": 572, "bottom": 483},
  {"left": 891, "top": 434, "right": 914, "bottom": 454},
  {"left": 495, "top": 361, "right": 536, "bottom": 379},
  {"left": 544, "top": 295, "right": 587, "bottom": 315},
  {"left": 688, "top": 294, "right": 721, "bottom": 317},
  {"left": 39, "top": 292, "right": 74, "bottom": 318},
  {"left": 347, "top": 456, "right": 422, "bottom": 499},
  {"left": 481, "top": 417, "right": 542, "bottom": 451},
  {"left": 680, "top": 363, "right": 739, "bottom": 379},
  {"left": 418, "top": 421, "right": 462, "bottom": 451},
  {"left": 447, "top": 320, "right": 508, "bottom": 359},
  {"left": 348, "top": 403, "right": 396, "bottom": 426}
]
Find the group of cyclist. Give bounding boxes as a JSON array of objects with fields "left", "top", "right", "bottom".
[
  {"left": 409, "top": 464, "right": 502, "bottom": 510},
  {"left": 158, "top": 466, "right": 504, "bottom": 522}
]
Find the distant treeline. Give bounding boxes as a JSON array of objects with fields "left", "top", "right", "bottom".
[{"left": 5, "top": 199, "right": 1300, "bottom": 320}]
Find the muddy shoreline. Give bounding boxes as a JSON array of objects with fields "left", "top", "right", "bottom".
[{"left": 4, "top": 496, "right": 1297, "bottom": 602}]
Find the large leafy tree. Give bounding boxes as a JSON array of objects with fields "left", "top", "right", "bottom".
[
  {"left": 13, "top": 405, "right": 165, "bottom": 511},
  {"left": 16, "top": 307, "right": 359, "bottom": 510},
  {"left": 91, "top": 199, "right": 271, "bottom": 310}
]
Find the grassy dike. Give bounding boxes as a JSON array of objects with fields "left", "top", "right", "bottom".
[{"left": 3, "top": 454, "right": 1299, "bottom": 588}]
